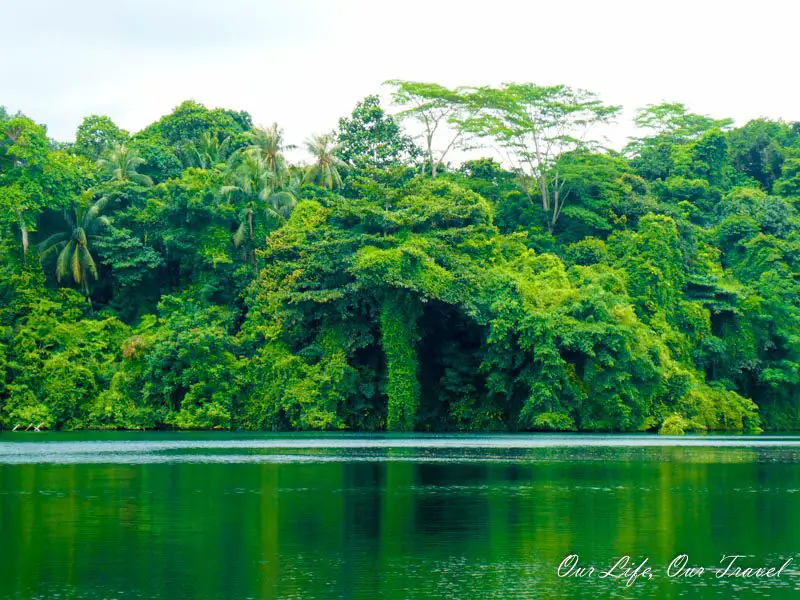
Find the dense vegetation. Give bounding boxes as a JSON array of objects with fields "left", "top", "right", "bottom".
[{"left": 1, "top": 82, "right": 798, "bottom": 433}]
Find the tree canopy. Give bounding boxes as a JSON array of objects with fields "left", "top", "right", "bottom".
[{"left": 1, "top": 86, "right": 799, "bottom": 433}]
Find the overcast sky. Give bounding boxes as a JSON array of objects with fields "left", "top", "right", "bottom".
[{"left": 3, "top": 0, "right": 799, "bottom": 157}]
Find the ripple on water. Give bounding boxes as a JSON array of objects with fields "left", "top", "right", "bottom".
[{"left": 2, "top": 433, "right": 800, "bottom": 465}]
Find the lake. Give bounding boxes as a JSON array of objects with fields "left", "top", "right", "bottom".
[{"left": 1, "top": 433, "right": 800, "bottom": 599}]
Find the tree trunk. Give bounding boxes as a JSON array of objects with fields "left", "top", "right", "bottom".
[
  {"left": 550, "top": 191, "right": 560, "bottom": 233},
  {"left": 427, "top": 132, "right": 436, "bottom": 178},
  {"left": 84, "top": 280, "right": 93, "bottom": 307},
  {"left": 16, "top": 209, "right": 28, "bottom": 257},
  {"left": 538, "top": 176, "right": 549, "bottom": 213}
]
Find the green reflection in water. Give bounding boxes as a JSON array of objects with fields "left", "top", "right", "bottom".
[{"left": 1, "top": 435, "right": 800, "bottom": 599}]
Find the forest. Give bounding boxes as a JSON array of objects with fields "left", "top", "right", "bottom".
[{"left": 1, "top": 81, "right": 798, "bottom": 433}]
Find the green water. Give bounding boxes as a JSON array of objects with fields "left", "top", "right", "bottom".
[{"left": 1, "top": 433, "right": 800, "bottom": 599}]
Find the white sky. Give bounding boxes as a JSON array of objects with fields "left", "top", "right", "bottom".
[{"left": 3, "top": 0, "right": 799, "bottom": 161}]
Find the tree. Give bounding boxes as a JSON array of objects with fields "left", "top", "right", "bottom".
[
  {"left": 136, "top": 100, "right": 252, "bottom": 147},
  {"left": 241, "top": 123, "right": 293, "bottom": 185},
  {"left": 384, "top": 80, "right": 476, "bottom": 177},
  {"left": 627, "top": 103, "right": 733, "bottom": 181},
  {"left": 73, "top": 115, "right": 129, "bottom": 161},
  {"left": 336, "top": 95, "right": 419, "bottom": 170},
  {"left": 3, "top": 86, "right": 796, "bottom": 433},
  {"left": 129, "top": 100, "right": 252, "bottom": 183},
  {"left": 774, "top": 148, "right": 800, "bottom": 198},
  {"left": 97, "top": 144, "right": 153, "bottom": 186},
  {"left": 551, "top": 150, "right": 636, "bottom": 242},
  {"left": 609, "top": 213, "right": 686, "bottom": 317},
  {"left": 222, "top": 152, "right": 296, "bottom": 263},
  {"left": 303, "top": 134, "right": 347, "bottom": 189},
  {"left": 728, "top": 119, "right": 795, "bottom": 191},
  {"left": 180, "top": 131, "right": 234, "bottom": 169},
  {"left": 465, "top": 83, "right": 621, "bottom": 232},
  {"left": 136, "top": 168, "right": 240, "bottom": 303},
  {"left": 674, "top": 129, "right": 730, "bottom": 190},
  {"left": 0, "top": 116, "right": 51, "bottom": 257},
  {"left": 38, "top": 196, "right": 111, "bottom": 299},
  {"left": 0, "top": 289, "right": 130, "bottom": 430},
  {"left": 115, "top": 295, "right": 241, "bottom": 429},
  {"left": 632, "top": 102, "right": 733, "bottom": 140}
]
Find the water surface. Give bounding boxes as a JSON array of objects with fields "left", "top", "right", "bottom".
[{"left": 1, "top": 433, "right": 799, "bottom": 599}]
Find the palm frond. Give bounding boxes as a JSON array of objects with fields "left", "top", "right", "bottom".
[
  {"left": 132, "top": 173, "right": 154, "bottom": 186},
  {"left": 84, "top": 196, "right": 109, "bottom": 225},
  {"left": 71, "top": 243, "right": 82, "bottom": 283},
  {"left": 56, "top": 241, "right": 74, "bottom": 282},
  {"left": 220, "top": 185, "right": 241, "bottom": 197},
  {"left": 38, "top": 233, "right": 68, "bottom": 257},
  {"left": 80, "top": 245, "right": 98, "bottom": 280},
  {"left": 95, "top": 215, "right": 112, "bottom": 230},
  {"left": 267, "top": 191, "right": 297, "bottom": 219},
  {"left": 303, "top": 134, "right": 346, "bottom": 189},
  {"left": 233, "top": 222, "right": 246, "bottom": 248}
]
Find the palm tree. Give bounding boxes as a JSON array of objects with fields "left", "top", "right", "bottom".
[
  {"left": 38, "top": 196, "right": 111, "bottom": 300},
  {"left": 242, "top": 123, "right": 294, "bottom": 186},
  {"left": 304, "top": 134, "right": 347, "bottom": 189},
  {"left": 221, "top": 154, "right": 297, "bottom": 264},
  {"left": 97, "top": 144, "right": 153, "bottom": 186},
  {"left": 181, "top": 131, "right": 233, "bottom": 169}
]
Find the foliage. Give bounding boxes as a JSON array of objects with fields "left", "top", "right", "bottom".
[
  {"left": 97, "top": 144, "right": 154, "bottom": 186},
  {"left": 380, "top": 294, "right": 422, "bottom": 430},
  {"left": 38, "top": 195, "right": 111, "bottom": 298},
  {"left": 130, "top": 100, "right": 252, "bottom": 183},
  {"left": 337, "top": 95, "right": 419, "bottom": 171},
  {"left": 659, "top": 413, "right": 690, "bottom": 435},
  {"left": 303, "top": 134, "right": 347, "bottom": 189},
  {"left": 384, "top": 80, "right": 477, "bottom": 177},
  {"left": 464, "top": 83, "right": 621, "bottom": 232},
  {"left": 73, "top": 115, "right": 129, "bottom": 161},
  {"left": 1, "top": 85, "right": 798, "bottom": 432}
]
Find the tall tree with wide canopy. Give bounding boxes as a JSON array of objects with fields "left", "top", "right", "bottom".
[
  {"left": 465, "top": 83, "right": 620, "bottom": 233},
  {"left": 625, "top": 102, "right": 733, "bottom": 182},
  {"left": 631, "top": 102, "right": 733, "bottom": 141},
  {"left": 384, "top": 80, "right": 476, "bottom": 177},
  {"left": 129, "top": 100, "right": 253, "bottom": 183}
]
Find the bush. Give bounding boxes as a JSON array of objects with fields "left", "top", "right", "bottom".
[{"left": 659, "top": 414, "right": 690, "bottom": 435}]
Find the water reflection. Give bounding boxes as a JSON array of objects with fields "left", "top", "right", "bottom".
[{"left": 0, "top": 437, "right": 799, "bottom": 598}]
